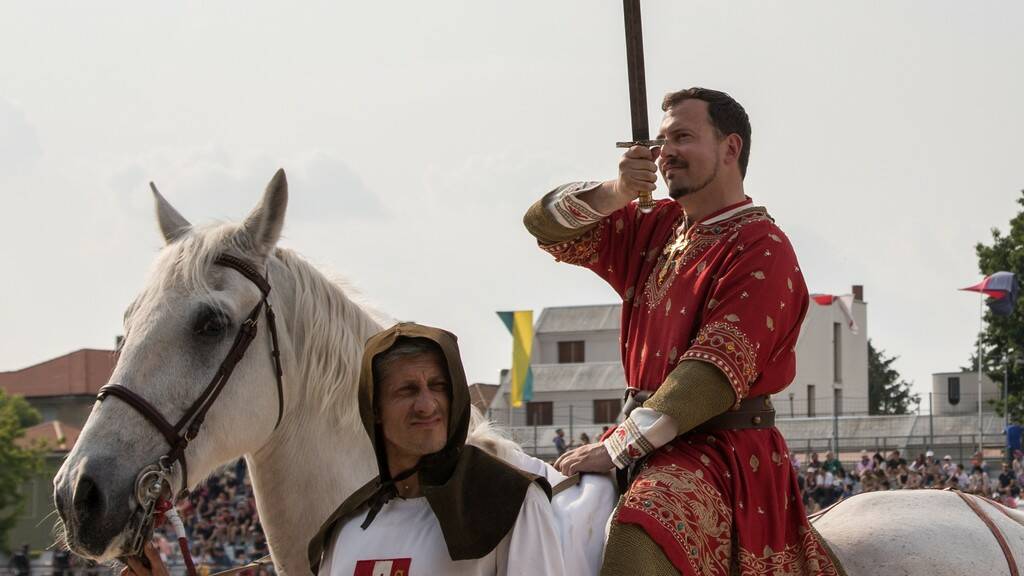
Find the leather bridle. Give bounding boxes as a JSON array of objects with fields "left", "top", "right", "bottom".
[{"left": 96, "top": 254, "right": 285, "bottom": 500}]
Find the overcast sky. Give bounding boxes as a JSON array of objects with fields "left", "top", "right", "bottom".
[{"left": 2, "top": 1, "right": 1022, "bottom": 405}]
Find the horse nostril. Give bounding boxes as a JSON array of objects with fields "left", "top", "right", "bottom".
[{"left": 72, "top": 474, "right": 104, "bottom": 524}]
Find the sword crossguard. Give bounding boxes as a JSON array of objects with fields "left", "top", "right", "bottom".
[{"left": 615, "top": 139, "right": 666, "bottom": 148}]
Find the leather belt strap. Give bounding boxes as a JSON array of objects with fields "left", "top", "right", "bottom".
[
  {"left": 552, "top": 473, "right": 582, "bottom": 497},
  {"left": 623, "top": 389, "right": 775, "bottom": 432},
  {"left": 694, "top": 395, "right": 775, "bottom": 432},
  {"left": 949, "top": 489, "right": 1019, "bottom": 576}
]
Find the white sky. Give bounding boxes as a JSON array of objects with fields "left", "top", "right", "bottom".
[{"left": 2, "top": 1, "right": 1022, "bottom": 403}]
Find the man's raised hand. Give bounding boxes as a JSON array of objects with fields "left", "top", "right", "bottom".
[
  {"left": 614, "top": 145, "right": 660, "bottom": 199},
  {"left": 583, "top": 145, "right": 661, "bottom": 215}
]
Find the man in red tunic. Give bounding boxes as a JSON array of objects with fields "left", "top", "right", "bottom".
[{"left": 523, "top": 88, "right": 840, "bottom": 575}]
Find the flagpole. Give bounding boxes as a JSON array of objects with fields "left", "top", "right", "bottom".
[{"left": 979, "top": 291, "right": 984, "bottom": 456}]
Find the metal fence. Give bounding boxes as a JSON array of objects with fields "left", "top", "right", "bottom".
[{"left": 495, "top": 411, "right": 1012, "bottom": 465}]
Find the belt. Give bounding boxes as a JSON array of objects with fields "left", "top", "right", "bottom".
[{"left": 622, "top": 388, "right": 776, "bottom": 432}]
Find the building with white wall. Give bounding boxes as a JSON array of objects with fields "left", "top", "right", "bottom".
[
  {"left": 782, "top": 287, "right": 869, "bottom": 418},
  {"left": 930, "top": 370, "right": 999, "bottom": 416},
  {"left": 490, "top": 305, "right": 625, "bottom": 451}
]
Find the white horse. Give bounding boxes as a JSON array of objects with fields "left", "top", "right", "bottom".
[
  {"left": 53, "top": 170, "right": 1024, "bottom": 576},
  {"left": 52, "top": 170, "right": 612, "bottom": 575}
]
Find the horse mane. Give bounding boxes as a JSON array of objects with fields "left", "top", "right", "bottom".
[
  {"left": 468, "top": 406, "right": 527, "bottom": 463},
  {"left": 269, "top": 247, "right": 387, "bottom": 426},
  {"left": 147, "top": 221, "right": 389, "bottom": 428}
]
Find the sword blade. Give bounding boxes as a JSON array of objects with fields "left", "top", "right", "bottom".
[{"left": 623, "top": 0, "right": 649, "bottom": 143}]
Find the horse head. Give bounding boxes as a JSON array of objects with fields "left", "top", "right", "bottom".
[{"left": 54, "top": 170, "right": 291, "bottom": 561}]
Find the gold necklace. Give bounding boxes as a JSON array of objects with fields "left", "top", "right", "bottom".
[{"left": 657, "top": 222, "right": 692, "bottom": 284}]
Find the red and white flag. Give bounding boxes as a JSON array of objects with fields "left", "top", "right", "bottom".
[{"left": 810, "top": 294, "right": 859, "bottom": 334}]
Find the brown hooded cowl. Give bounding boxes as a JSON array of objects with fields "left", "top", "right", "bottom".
[{"left": 307, "top": 322, "right": 550, "bottom": 572}]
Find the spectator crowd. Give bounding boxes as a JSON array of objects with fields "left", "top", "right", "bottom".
[
  {"left": 794, "top": 448, "right": 1024, "bottom": 513},
  {"left": 150, "top": 459, "right": 274, "bottom": 575}
]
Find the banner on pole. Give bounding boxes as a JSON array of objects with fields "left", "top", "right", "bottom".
[{"left": 497, "top": 311, "right": 534, "bottom": 407}]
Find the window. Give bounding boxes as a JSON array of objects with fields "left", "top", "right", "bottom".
[
  {"left": 833, "top": 322, "right": 842, "bottom": 383},
  {"left": 526, "top": 401, "right": 553, "bottom": 426},
  {"left": 558, "top": 341, "right": 585, "bottom": 363},
  {"left": 593, "top": 398, "right": 622, "bottom": 423},
  {"left": 807, "top": 384, "right": 816, "bottom": 417},
  {"left": 948, "top": 376, "right": 961, "bottom": 405}
]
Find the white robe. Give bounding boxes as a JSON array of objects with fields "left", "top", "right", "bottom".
[
  {"left": 320, "top": 483, "right": 564, "bottom": 576},
  {"left": 501, "top": 449, "right": 617, "bottom": 576}
]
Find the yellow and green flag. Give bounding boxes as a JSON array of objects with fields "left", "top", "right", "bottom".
[{"left": 497, "top": 310, "right": 534, "bottom": 407}]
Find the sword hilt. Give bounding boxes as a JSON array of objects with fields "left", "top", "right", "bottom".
[{"left": 616, "top": 139, "right": 665, "bottom": 214}]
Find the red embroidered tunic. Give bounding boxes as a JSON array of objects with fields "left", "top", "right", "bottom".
[{"left": 541, "top": 197, "right": 838, "bottom": 575}]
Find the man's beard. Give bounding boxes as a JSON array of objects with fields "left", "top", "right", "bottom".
[{"left": 666, "top": 154, "right": 720, "bottom": 200}]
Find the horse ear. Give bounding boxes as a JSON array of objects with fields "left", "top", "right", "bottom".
[
  {"left": 151, "top": 182, "right": 191, "bottom": 244},
  {"left": 240, "top": 168, "right": 288, "bottom": 258}
]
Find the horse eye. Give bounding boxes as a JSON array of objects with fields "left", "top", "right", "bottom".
[{"left": 194, "top": 308, "right": 229, "bottom": 336}]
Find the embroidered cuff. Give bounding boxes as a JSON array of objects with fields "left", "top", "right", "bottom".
[
  {"left": 603, "top": 408, "right": 678, "bottom": 469},
  {"left": 547, "top": 181, "right": 606, "bottom": 229}
]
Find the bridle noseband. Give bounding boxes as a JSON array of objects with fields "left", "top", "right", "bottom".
[{"left": 96, "top": 254, "right": 285, "bottom": 501}]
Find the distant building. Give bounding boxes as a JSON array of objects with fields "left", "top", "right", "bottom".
[
  {"left": 784, "top": 286, "right": 869, "bottom": 418},
  {"left": 0, "top": 347, "right": 115, "bottom": 430},
  {"left": 1, "top": 347, "right": 115, "bottom": 549},
  {"left": 931, "top": 370, "right": 1000, "bottom": 416},
  {"left": 490, "top": 305, "right": 625, "bottom": 452},
  {"left": 492, "top": 286, "right": 870, "bottom": 455}
]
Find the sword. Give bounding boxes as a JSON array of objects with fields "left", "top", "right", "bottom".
[{"left": 615, "top": 0, "right": 664, "bottom": 214}]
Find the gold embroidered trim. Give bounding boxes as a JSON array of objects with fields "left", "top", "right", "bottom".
[
  {"left": 642, "top": 208, "right": 771, "bottom": 309},
  {"left": 736, "top": 526, "right": 841, "bottom": 576},
  {"left": 540, "top": 225, "right": 603, "bottom": 267},
  {"left": 623, "top": 465, "right": 732, "bottom": 575},
  {"left": 682, "top": 321, "right": 758, "bottom": 405}
]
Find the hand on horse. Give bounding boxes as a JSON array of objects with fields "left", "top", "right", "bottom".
[
  {"left": 121, "top": 542, "right": 169, "bottom": 576},
  {"left": 554, "top": 442, "right": 614, "bottom": 476}
]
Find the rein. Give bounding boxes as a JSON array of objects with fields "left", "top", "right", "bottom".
[{"left": 96, "top": 254, "right": 285, "bottom": 571}]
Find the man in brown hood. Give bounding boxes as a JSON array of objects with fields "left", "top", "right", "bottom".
[{"left": 307, "top": 322, "right": 564, "bottom": 575}]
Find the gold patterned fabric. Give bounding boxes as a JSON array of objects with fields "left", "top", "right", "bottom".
[
  {"left": 623, "top": 464, "right": 732, "bottom": 575},
  {"left": 736, "top": 528, "right": 841, "bottom": 576},
  {"left": 642, "top": 207, "right": 770, "bottom": 310},
  {"left": 612, "top": 427, "right": 840, "bottom": 576},
  {"left": 539, "top": 225, "right": 604, "bottom": 267},
  {"left": 682, "top": 321, "right": 759, "bottom": 406}
]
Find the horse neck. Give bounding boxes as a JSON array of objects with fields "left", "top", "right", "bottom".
[{"left": 246, "top": 250, "right": 382, "bottom": 575}]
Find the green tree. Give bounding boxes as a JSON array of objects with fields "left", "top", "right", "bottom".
[
  {"left": 868, "top": 339, "right": 919, "bottom": 414},
  {"left": 0, "top": 390, "right": 45, "bottom": 552},
  {"left": 972, "top": 190, "right": 1024, "bottom": 422}
]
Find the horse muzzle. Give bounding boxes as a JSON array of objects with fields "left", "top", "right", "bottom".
[{"left": 54, "top": 456, "right": 140, "bottom": 560}]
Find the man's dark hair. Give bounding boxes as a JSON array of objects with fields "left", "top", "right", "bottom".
[{"left": 661, "top": 87, "right": 751, "bottom": 178}]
